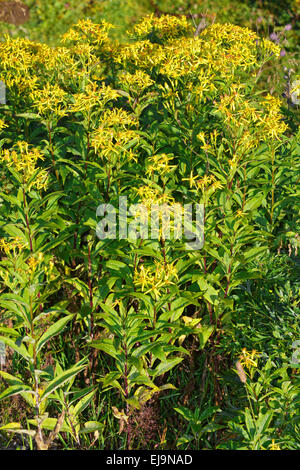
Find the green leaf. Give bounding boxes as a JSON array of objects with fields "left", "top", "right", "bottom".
[
  {"left": 174, "top": 406, "right": 194, "bottom": 421},
  {"left": 100, "top": 371, "right": 123, "bottom": 392},
  {"left": 198, "top": 325, "right": 214, "bottom": 349},
  {"left": 79, "top": 421, "right": 104, "bottom": 434},
  {"left": 36, "top": 314, "right": 73, "bottom": 354},
  {"left": 73, "top": 390, "right": 96, "bottom": 417},
  {"left": 256, "top": 411, "right": 273, "bottom": 436},
  {"left": 0, "top": 422, "right": 21, "bottom": 431},
  {"left": 28, "top": 418, "right": 72, "bottom": 433},
  {"left": 40, "top": 360, "right": 87, "bottom": 401},
  {"left": 0, "top": 336, "right": 31, "bottom": 361},
  {"left": 243, "top": 246, "right": 267, "bottom": 262},
  {"left": 89, "top": 338, "right": 118, "bottom": 358},
  {"left": 150, "top": 357, "right": 184, "bottom": 378},
  {"left": 0, "top": 385, "right": 32, "bottom": 401}
]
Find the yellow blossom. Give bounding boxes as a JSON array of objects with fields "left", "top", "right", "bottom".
[
  {"left": 61, "top": 19, "right": 114, "bottom": 46},
  {"left": 0, "top": 119, "right": 8, "bottom": 132},
  {"left": 0, "top": 142, "right": 48, "bottom": 191},
  {"left": 239, "top": 348, "right": 260, "bottom": 369},
  {"left": 27, "top": 252, "right": 44, "bottom": 275},
  {"left": 30, "top": 83, "right": 67, "bottom": 119},
  {"left": 70, "top": 82, "right": 118, "bottom": 114},
  {"left": 119, "top": 70, "right": 154, "bottom": 94},
  {"left": 0, "top": 237, "right": 27, "bottom": 255},
  {"left": 197, "top": 174, "right": 215, "bottom": 191},
  {"left": 131, "top": 14, "right": 193, "bottom": 42},
  {"left": 269, "top": 439, "right": 281, "bottom": 450},
  {"left": 134, "top": 261, "right": 178, "bottom": 298},
  {"left": 146, "top": 154, "right": 176, "bottom": 178}
]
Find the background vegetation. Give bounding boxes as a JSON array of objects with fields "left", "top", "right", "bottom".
[{"left": 0, "top": 0, "right": 299, "bottom": 450}]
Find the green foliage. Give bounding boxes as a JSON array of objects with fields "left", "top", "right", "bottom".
[{"left": 0, "top": 8, "right": 299, "bottom": 450}]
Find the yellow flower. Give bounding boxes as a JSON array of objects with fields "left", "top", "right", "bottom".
[
  {"left": 70, "top": 82, "right": 118, "bottom": 114},
  {"left": 0, "top": 237, "right": 27, "bottom": 255},
  {"left": 239, "top": 348, "right": 260, "bottom": 369},
  {"left": 34, "top": 44, "right": 76, "bottom": 74},
  {"left": 119, "top": 70, "right": 154, "bottom": 94},
  {"left": 258, "top": 94, "right": 288, "bottom": 140},
  {"left": 91, "top": 108, "right": 138, "bottom": 160},
  {"left": 197, "top": 132, "right": 212, "bottom": 152},
  {"left": 197, "top": 174, "right": 215, "bottom": 191},
  {"left": 61, "top": 19, "right": 113, "bottom": 46},
  {"left": 131, "top": 14, "right": 193, "bottom": 42},
  {"left": 146, "top": 154, "right": 176, "bottom": 178},
  {"left": 0, "top": 142, "right": 48, "bottom": 191},
  {"left": 116, "top": 40, "right": 163, "bottom": 69},
  {"left": 99, "top": 108, "right": 137, "bottom": 128},
  {"left": 134, "top": 261, "right": 178, "bottom": 298},
  {"left": 182, "top": 171, "right": 199, "bottom": 189},
  {"left": 236, "top": 209, "right": 246, "bottom": 218},
  {"left": 27, "top": 253, "right": 44, "bottom": 275},
  {"left": 30, "top": 83, "right": 67, "bottom": 119},
  {"left": 210, "top": 180, "right": 224, "bottom": 192},
  {"left": 269, "top": 439, "right": 281, "bottom": 450},
  {"left": 135, "top": 186, "right": 174, "bottom": 209},
  {"left": 0, "top": 119, "right": 8, "bottom": 132}
]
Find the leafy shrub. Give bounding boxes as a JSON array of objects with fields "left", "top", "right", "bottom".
[{"left": 0, "top": 14, "right": 299, "bottom": 449}]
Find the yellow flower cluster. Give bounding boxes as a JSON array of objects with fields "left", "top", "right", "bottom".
[
  {"left": 116, "top": 40, "right": 163, "bottom": 69},
  {"left": 118, "top": 21, "right": 280, "bottom": 81},
  {"left": 201, "top": 23, "right": 280, "bottom": 58},
  {"left": 0, "top": 36, "right": 39, "bottom": 94},
  {"left": 135, "top": 186, "right": 182, "bottom": 240},
  {"left": 269, "top": 439, "right": 281, "bottom": 450},
  {"left": 0, "top": 37, "right": 78, "bottom": 96},
  {"left": 215, "top": 87, "right": 287, "bottom": 144},
  {"left": 154, "top": 22, "right": 279, "bottom": 80},
  {"left": 131, "top": 14, "right": 193, "bottom": 41},
  {"left": 91, "top": 108, "right": 138, "bottom": 158},
  {"left": 0, "top": 119, "right": 8, "bottom": 132},
  {"left": 34, "top": 44, "right": 76, "bottom": 75},
  {"left": 118, "top": 70, "right": 154, "bottom": 94},
  {"left": 146, "top": 154, "right": 176, "bottom": 178},
  {"left": 197, "top": 174, "right": 216, "bottom": 191},
  {"left": 159, "top": 37, "right": 208, "bottom": 78},
  {"left": 193, "top": 70, "right": 217, "bottom": 103},
  {"left": 239, "top": 348, "right": 260, "bottom": 369},
  {"left": 260, "top": 37, "right": 282, "bottom": 59},
  {"left": 99, "top": 108, "right": 137, "bottom": 128},
  {"left": 197, "top": 129, "right": 221, "bottom": 154},
  {"left": 216, "top": 86, "right": 259, "bottom": 125},
  {"left": 134, "top": 261, "right": 178, "bottom": 298},
  {"left": 30, "top": 83, "right": 67, "bottom": 119},
  {"left": 61, "top": 19, "right": 113, "bottom": 46},
  {"left": 0, "top": 74, "right": 38, "bottom": 94},
  {"left": 70, "top": 82, "right": 118, "bottom": 114},
  {"left": 27, "top": 252, "right": 44, "bottom": 275},
  {"left": 0, "top": 35, "right": 35, "bottom": 72},
  {"left": 199, "top": 176, "right": 224, "bottom": 194},
  {"left": 135, "top": 186, "right": 174, "bottom": 210},
  {"left": 0, "top": 237, "right": 27, "bottom": 255},
  {"left": 0, "top": 142, "right": 48, "bottom": 190},
  {"left": 258, "top": 94, "right": 288, "bottom": 140}
]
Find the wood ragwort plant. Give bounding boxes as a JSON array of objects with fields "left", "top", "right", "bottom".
[{"left": 0, "top": 15, "right": 299, "bottom": 449}]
